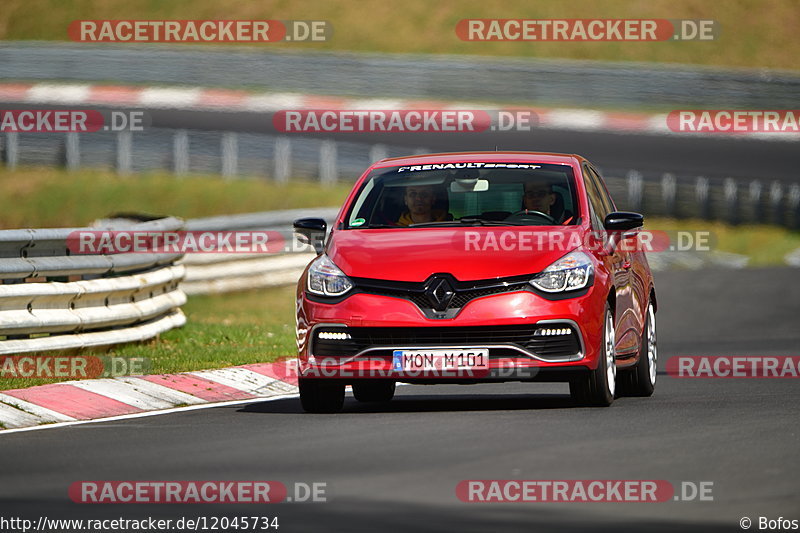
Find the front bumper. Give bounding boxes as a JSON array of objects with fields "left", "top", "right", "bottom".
[{"left": 296, "top": 281, "right": 607, "bottom": 382}]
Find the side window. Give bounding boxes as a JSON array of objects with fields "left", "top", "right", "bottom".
[
  {"left": 587, "top": 165, "right": 616, "bottom": 214},
  {"left": 582, "top": 165, "right": 607, "bottom": 229}
]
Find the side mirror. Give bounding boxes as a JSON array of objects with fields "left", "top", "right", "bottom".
[
  {"left": 293, "top": 218, "right": 327, "bottom": 254},
  {"left": 604, "top": 212, "right": 644, "bottom": 231}
]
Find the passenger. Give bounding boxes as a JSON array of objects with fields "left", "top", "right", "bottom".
[{"left": 396, "top": 185, "right": 448, "bottom": 226}]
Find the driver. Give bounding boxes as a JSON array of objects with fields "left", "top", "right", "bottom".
[
  {"left": 396, "top": 185, "right": 448, "bottom": 226},
  {"left": 522, "top": 181, "right": 557, "bottom": 215},
  {"left": 519, "top": 179, "right": 573, "bottom": 224}
]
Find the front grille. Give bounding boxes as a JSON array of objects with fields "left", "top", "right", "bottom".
[
  {"left": 311, "top": 324, "right": 582, "bottom": 361},
  {"left": 449, "top": 284, "right": 524, "bottom": 308},
  {"left": 363, "top": 288, "right": 430, "bottom": 309},
  {"left": 351, "top": 274, "right": 532, "bottom": 318}
]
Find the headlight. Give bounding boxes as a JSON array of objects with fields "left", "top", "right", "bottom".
[
  {"left": 530, "top": 251, "right": 593, "bottom": 293},
  {"left": 307, "top": 255, "right": 353, "bottom": 297}
]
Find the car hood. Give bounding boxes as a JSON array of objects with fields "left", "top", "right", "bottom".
[{"left": 327, "top": 227, "right": 586, "bottom": 282}]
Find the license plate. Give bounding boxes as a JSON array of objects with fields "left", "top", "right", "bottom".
[{"left": 392, "top": 349, "right": 489, "bottom": 372}]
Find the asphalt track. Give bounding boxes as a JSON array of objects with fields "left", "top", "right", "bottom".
[
  {"left": 2, "top": 102, "right": 799, "bottom": 181},
  {"left": 0, "top": 267, "right": 797, "bottom": 532}
]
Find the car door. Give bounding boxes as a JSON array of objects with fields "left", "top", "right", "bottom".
[
  {"left": 582, "top": 164, "right": 638, "bottom": 356},
  {"left": 590, "top": 164, "right": 649, "bottom": 352}
]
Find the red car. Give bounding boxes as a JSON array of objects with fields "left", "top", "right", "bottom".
[{"left": 294, "top": 152, "right": 657, "bottom": 413}]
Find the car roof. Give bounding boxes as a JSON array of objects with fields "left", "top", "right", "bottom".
[{"left": 371, "top": 151, "right": 586, "bottom": 168}]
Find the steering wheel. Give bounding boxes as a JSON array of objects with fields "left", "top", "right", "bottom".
[{"left": 506, "top": 210, "right": 557, "bottom": 224}]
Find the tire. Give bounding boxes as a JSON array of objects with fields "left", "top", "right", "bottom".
[
  {"left": 570, "top": 304, "right": 616, "bottom": 407},
  {"left": 299, "top": 378, "right": 345, "bottom": 413},
  {"left": 619, "top": 302, "right": 657, "bottom": 397},
  {"left": 352, "top": 380, "right": 396, "bottom": 402}
]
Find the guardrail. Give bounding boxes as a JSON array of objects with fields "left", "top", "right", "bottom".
[
  {"left": 606, "top": 172, "right": 800, "bottom": 228},
  {"left": 3, "top": 43, "right": 799, "bottom": 109},
  {"left": 180, "top": 207, "right": 337, "bottom": 294},
  {"left": 0, "top": 217, "right": 187, "bottom": 355},
  {"left": 0, "top": 209, "right": 337, "bottom": 356}
]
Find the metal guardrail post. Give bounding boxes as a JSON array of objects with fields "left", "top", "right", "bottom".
[
  {"left": 749, "top": 180, "right": 764, "bottom": 224},
  {"left": 274, "top": 137, "right": 291, "bottom": 183},
  {"left": 789, "top": 184, "right": 800, "bottom": 230},
  {"left": 695, "top": 177, "right": 710, "bottom": 220},
  {"left": 4, "top": 132, "right": 18, "bottom": 169},
  {"left": 724, "top": 178, "right": 739, "bottom": 225},
  {"left": 116, "top": 130, "right": 132, "bottom": 175},
  {"left": 661, "top": 173, "right": 676, "bottom": 218},
  {"left": 65, "top": 132, "right": 80, "bottom": 170},
  {"left": 627, "top": 170, "right": 643, "bottom": 213},
  {"left": 173, "top": 130, "right": 189, "bottom": 176},
  {"left": 221, "top": 132, "right": 238, "bottom": 178},
  {"left": 369, "top": 144, "right": 388, "bottom": 163},
  {"left": 769, "top": 181, "right": 783, "bottom": 226},
  {"left": 319, "top": 140, "right": 338, "bottom": 185}
]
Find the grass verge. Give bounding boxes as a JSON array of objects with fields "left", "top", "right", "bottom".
[{"left": 646, "top": 217, "right": 800, "bottom": 267}]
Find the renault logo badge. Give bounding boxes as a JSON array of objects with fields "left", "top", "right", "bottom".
[{"left": 425, "top": 277, "right": 455, "bottom": 311}]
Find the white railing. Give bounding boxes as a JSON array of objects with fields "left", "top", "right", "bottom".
[
  {"left": 180, "top": 207, "right": 337, "bottom": 295},
  {"left": 0, "top": 217, "right": 187, "bottom": 355},
  {"left": 0, "top": 209, "right": 338, "bottom": 356}
]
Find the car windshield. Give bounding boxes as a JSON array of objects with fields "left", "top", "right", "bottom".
[{"left": 345, "top": 162, "right": 581, "bottom": 229}]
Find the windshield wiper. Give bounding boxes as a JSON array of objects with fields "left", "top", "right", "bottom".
[
  {"left": 407, "top": 221, "right": 463, "bottom": 228},
  {"left": 362, "top": 223, "right": 400, "bottom": 229},
  {"left": 408, "top": 219, "right": 534, "bottom": 228},
  {"left": 406, "top": 217, "right": 539, "bottom": 228},
  {"left": 458, "top": 217, "right": 532, "bottom": 226}
]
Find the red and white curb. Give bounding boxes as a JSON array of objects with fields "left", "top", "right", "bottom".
[
  {"left": 0, "top": 360, "right": 299, "bottom": 433},
  {"left": 1, "top": 82, "right": 797, "bottom": 141}
]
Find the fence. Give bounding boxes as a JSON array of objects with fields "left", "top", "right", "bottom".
[
  {"left": 1, "top": 128, "right": 421, "bottom": 184},
  {"left": 607, "top": 172, "right": 800, "bottom": 228},
  {"left": 0, "top": 217, "right": 187, "bottom": 355},
  {"left": 4, "top": 125, "right": 798, "bottom": 228}
]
